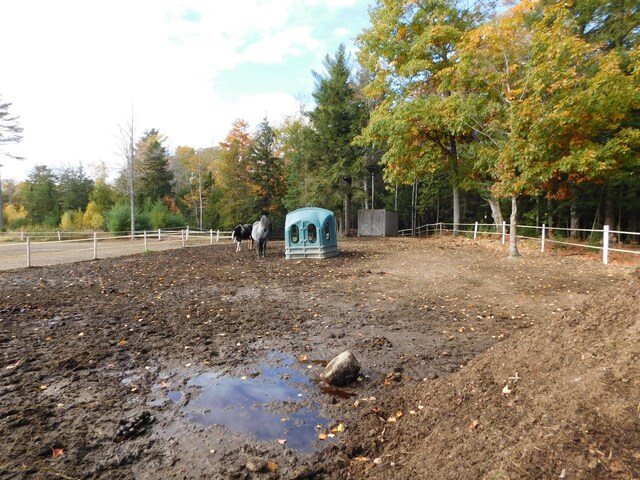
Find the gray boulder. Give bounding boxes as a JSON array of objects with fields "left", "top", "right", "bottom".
[{"left": 320, "top": 350, "right": 360, "bottom": 386}]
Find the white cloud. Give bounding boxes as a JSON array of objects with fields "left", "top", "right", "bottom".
[{"left": 0, "top": 0, "right": 370, "bottom": 181}]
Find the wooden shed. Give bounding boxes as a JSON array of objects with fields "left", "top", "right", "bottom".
[
  {"left": 357, "top": 209, "right": 398, "bottom": 236},
  {"left": 285, "top": 207, "right": 339, "bottom": 259}
]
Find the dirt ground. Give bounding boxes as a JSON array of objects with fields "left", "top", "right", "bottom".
[{"left": 1, "top": 236, "right": 638, "bottom": 480}]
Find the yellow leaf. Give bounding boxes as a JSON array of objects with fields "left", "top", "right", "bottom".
[
  {"left": 299, "top": 355, "right": 308, "bottom": 362},
  {"left": 39, "top": 385, "right": 48, "bottom": 390},
  {"left": 331, "top": 423, "right": 345, "bottom": 434},
  {"left": 395, "top": 410, "right": 403, "bottom": 418},
  {"left": 387, "top": 416, "right": 397, "bottom": 423},
  {"left": 266, "top": 461, "right": 278, "bottom": 472},
  {"left": 318, "top": 432, "right": 328, "bottom": 440},
  {"left": 354, "top": 456, "right": 369, "bottom": 462},
  {"left": 119, "top": 339, "right": 127, "bottom": 345}
]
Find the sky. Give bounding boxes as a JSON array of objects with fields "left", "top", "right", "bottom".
[{"left": 0, "top": 0, "right": 372, "bottom": 182}]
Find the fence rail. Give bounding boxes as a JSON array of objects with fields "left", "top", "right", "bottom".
[
  {"left": 0, "top": 227, "right": 234, "bottom": 270},
  {"left": 398, "top": 221, "right": 640, "bottom": 265},
  {"left": 2, "top": 222, "right": 638, "bottom": 270}
]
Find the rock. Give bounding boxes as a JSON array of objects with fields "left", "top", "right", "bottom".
[
  {"left": 245, "top": 456, "right": 266, "bottom": 472},
  {"left": 320, "top": 350, "right": 360, "bottom": 386}
]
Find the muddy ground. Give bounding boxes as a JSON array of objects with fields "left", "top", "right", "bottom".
[{"left": 1, "top": 236, "right": 638, "bottom": 479}]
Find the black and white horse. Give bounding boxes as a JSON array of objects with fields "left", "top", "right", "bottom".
[
  {"left": 231, "top": 223, "right": 254, "bottom": 252},
  {"left": 251, "top": 215, "right": 270, "bottom": 257}
]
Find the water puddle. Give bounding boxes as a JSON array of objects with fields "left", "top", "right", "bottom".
[{"left": 182, "top": 353, "right": 340, "bottom": 451}]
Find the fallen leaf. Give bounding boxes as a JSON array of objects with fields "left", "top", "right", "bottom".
[
  {"left": 299, "top": 355, "right": 308, "bottom": 362},
  {"left": 353, "top": 400, "right": 360, "bottom": 408},
  {"left": 387, "top": 416, "right": 397, "bottom": 423},
  {"left": 40, "top": 385, "right": 48, "bottom": 390},
  {"left": 502, "top": 385, "right": 512, "bottom": 395},
  {"left": 118, "top": 339, "right": 127, "bottom": 345},
  {"left": 266, "top": 461, "right": 278, "bottom": 472},
  {"left": 277, "top": 439, "right": 287, "bottom": 445},
  {"left": 331, "top": 423, "right": 345, "bottom": 434},
  {"left": 373, "top": 457, "right": 382, "bottom": 465},
  {"left": 395, "top": 410, "right": 403, "bottom": 418},
  {"left": 409, "top": 410, "right": 416, "bottom": 415},
  {"left": 52, "top": 447, "right": 64, "bottom": 459},
  {"left": 318, "top": 432, "right": 328, "bottom": 440},
  {"left": 5, "top": 360, "right": 21, "bottom": 370},
  {"left": 353, "top": 456, "right": 369, "bottom": 462},
  {"left": 468, "top": 419, "right": 479, "bottom": 431}
]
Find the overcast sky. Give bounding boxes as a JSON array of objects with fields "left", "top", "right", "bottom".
[{"left": 0, "top": 0, "right": 371, "bottom": 182}]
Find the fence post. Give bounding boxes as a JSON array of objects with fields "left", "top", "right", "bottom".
[
  {"left": 93, "top": 232, "right": 98, "bottom": 260},
  {"left": 210, "top": 229, "right": 213, "bottom": 245},
  {"left": 603, "top": 225, "right": 609, "bottom": 265},
  {"left": 439, "top": 222, "right": 442, "bottom": 236},
  {"left": 473, "top": 221, "right": 478, "bottom": 240},
  {"left": 144, "top": 231, "right": 147, "bottom": 251},
  {"left": 158, "top": 229, "right": 161, "bottom": 241},
  {"left": 541, "top": 224, "right": 546, "bottom": 253},
  {"left": 216, "top": 230, "right": 220, "bottom": 243},
  {"left": 186, "top": 225, "right": 190, "bottom": 242},
  {"left": 26, "top": 237, "right": 31, "bottom": 267},
  {"left": 426, "top": 224, "right": 429, "bottom": 237},
  {"left": 57, "top": 231, "right": 61, "bottom": 241},
  {"left": 181, "top": 229, "right": 185, "bottom": 247},
  {"left": 21, "top": 231, "right": 24, "bottom": 241},
  {"left": 501, "top": 221, "right": 506, "bottom": 245}
]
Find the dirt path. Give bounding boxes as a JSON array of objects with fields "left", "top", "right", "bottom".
[{"left": 0, "top": 236, "right": 637, "bottom": 479}]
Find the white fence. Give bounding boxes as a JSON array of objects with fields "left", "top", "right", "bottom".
[
  {"left": 0, "top": 227, "right": 233, "bottom": 270},
  {"left": 399, "top": 221, "right": 640, "bottom": 265}
]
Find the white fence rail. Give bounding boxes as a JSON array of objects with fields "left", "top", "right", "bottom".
[
  {"left": 398, "top": 221, "right": 640, "bottom": 265},
  {"left": 0, "top": 227, "right": 234, "bottom": 270}
]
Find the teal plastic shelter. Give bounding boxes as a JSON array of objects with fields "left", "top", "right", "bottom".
[{"left": 285, "top": 207, "right": 339, "bottom": 259}]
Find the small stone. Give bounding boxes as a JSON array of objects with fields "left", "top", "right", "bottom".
[{"left": 245, "top": 456, "right": 266, "bottom": 473}]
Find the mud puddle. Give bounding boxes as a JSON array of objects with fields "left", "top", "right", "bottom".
[{"left": 177, "top": 353, "right": 349, "bottom": 452}]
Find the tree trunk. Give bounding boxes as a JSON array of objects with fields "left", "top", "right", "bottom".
[
  {"left": 394, "top": 182, "right": 398, "bottom": 212},
  {"left": 487, "top": 193, "right": 503, "bottom": 229},
  {"left": 509, "top": 195, "right": 521, "bottom": 258},
  {"left": 198, "top": 170, "right": 203, "bottom": 229},
  {"left": 363, "top": 177, "right": 368, "bottom": 209},
  {"left": 452, "top": 186, "right": 460, "bottom": 235},
  {"left": 570, "top": 202, "right": 579, "bottom": 239},
  {"left": 411, "top": 178, "right": 417, "bottom": 236},
  {"left": 0, "top": 170, "right": 4, "bottom": 229},
  {"left": 604, "top": 187, "right": 616, "bottom": 242},
  {"left": 344, "top": 192, "right": 352, "bottom": 236}
]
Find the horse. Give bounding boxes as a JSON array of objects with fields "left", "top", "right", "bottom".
[
  {"left": 251, "top": 215, "right": 270, "bottom": 257},
  {"left": 231, "top": 223, "right": 254, "bottom": 252}
]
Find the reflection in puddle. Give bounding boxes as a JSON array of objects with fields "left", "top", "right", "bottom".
[
  {"left": 167, "top": 390, "right": 182, "bottom": 402},
  {"left": 184, "top": 353, "right": 336, "bottom": 451}
]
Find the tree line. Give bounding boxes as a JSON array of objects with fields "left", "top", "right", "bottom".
[{"left": 1, "top": 0, "right": 638, "bottom": 255}]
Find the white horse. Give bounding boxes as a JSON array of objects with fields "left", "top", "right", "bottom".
[{"left": 251, "top": 215, "right": 270, "bottom": 257}]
